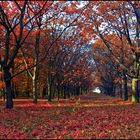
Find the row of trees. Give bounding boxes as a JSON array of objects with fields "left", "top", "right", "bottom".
[
  {"left": 84, "top": 1, "right": 140, "bottom": 103},
  {"left": 0, "top": 1, "right": 93, "bottom": 108}
]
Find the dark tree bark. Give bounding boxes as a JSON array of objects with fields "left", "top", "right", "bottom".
[
  {"left": 121, "top": 71, "right": 128, "bottom": 101},
  {"left": 3, "top": 67, "right": 13, "bottom": 109}
]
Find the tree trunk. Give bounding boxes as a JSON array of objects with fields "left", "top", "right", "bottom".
[
  {"left": 63, "top": 85, "right": 66, "bottom": 99},
  {"left": 56, "top": 84, "right": 60, "bottom": 101},
  {"left": 76, "top": 87, "right": 80, "bottom": 96},
  {"left": 80, "top": 88, "right": 82, "bottom": 95},
  {"left": 33, "top": 33, "right": 40, "bottom": 104},
  {"left": 52, "top": 83, "right": 55, "bottom": 99},
  {"left": 11, "top": 81, "right": 15, "bottom": 99},
  {"left": 121, "top": 73, "right": 128, "bottom": 101},
  {"left": 67, "top": 85, "right": 70, "bottom": 99},
  {"left": 5, "top": 81, "right": 13, "bottom": 108},
  {"left": 120, "top": 84, "right": 123, "bottom": 99},
  {"left": 3, "top": 68, "right": 13, "bottom": 109},
  {"left": 33, "top": 75, "right": 37, "bottom": 103},
  {"left": 26, "top": 73, "right": 30, "bottom": 97},
  {"left": 48, "top": 84, "right": 52, "bottom": 102},
  {"left": 111, "top": 84, "right": 115, "bottom": 97},
  {"left": 48, "top": 77, "right": 52, "bottom": 102},
  {"left": 132, "top": 78, "right": 139, "bottom": 103},
  {"left": 42, "top": 82, "right": 47, "bottom": 98}
]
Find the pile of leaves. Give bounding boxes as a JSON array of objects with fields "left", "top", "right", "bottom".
[{"left": 0, "top": 93, "right": 140, "bottom": 139}]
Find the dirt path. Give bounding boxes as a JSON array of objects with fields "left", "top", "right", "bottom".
[{"left": 79, "top": 91, "right": 131, "bottom": 107}]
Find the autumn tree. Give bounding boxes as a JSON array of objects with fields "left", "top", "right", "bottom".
[
  {"left": 81, "top": 1, "right": 140, "bottom": 103},
  {"left": 0, "top": 1, "right": 48, "bottom": 108}
]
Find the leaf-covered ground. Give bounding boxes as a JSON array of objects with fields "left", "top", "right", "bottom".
[{"left": 0, "top": 92, "right": 140, "bottom": 139}]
